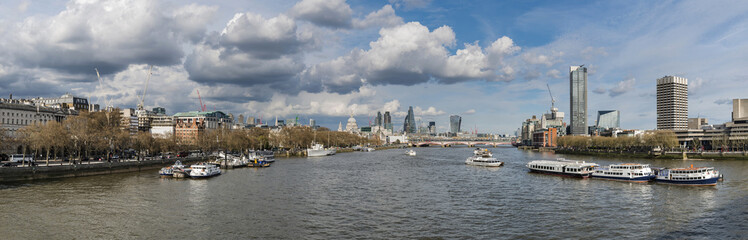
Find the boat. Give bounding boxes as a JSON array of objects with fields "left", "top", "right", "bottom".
[
  {"left": 655, "top": 165, "right": 721, "bottom": 186},
  {"left": 158, "top": 160, "right": 187, "bottom": 176},
  {"left": 591, "top": 163, "right": 656, "bottom": 182},
  {"left": 247, "top": 157, "right": 271, "bottom": 167},
  {"left": 307, "top": 143, "right": 336, "bottom": 157},
  {"left": 405, "top": 149, "right": 416, "bottom": 156},
  {"left": 526, "top": 158, "right": 597, "bottom": 178},
  {"left": 466, "top": 149, "right": 503, "bottom": 167},
  {"left": 189, "top": 163, "right": 222, "bottom": 178},
  {"left": 364, "top": 147, "right": 375, "bottom": 152}
]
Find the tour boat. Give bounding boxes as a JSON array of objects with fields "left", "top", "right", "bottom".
[
  {"left": 655, "top": 165, "right": 721, "bottom": 186},
  {"left": 158, "top": 160, "right": 186, "bottom": 176},
  {"left": 307, "top": 143, "right": 336, "bottom": 157},
  {"left": 526, "top": 158, "right": 597, "bottom": 178},
  {"left": 405, "top": 149, "right": 416, "bottom": 156},
  {"left": 189, "top": 163, "right": 222, "bottom": 178},
  {"left": 591, "top": 163, "right": 656, "bottom": 182},
  {"left": 466, "top": 149, "right": 503, "bottom": 167}
]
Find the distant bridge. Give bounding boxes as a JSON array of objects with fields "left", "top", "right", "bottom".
[{"left": 411, "top": 140, "right": 512, "bottom": 147}]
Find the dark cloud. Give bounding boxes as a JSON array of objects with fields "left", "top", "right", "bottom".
[{"left": 290, "top": 0, "right": 353, "bottom": 29}]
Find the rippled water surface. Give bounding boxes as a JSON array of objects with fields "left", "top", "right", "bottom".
[{"left": 1, "top": 147, "right": 747, "bottom": 239}]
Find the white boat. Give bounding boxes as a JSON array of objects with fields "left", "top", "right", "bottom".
[
  {"left": 655, "top": 165, "right": 721, "bottom": 186},
  {"left": 526, "top": 158, "right": 597, "bottom": 178},
  {"left": 466, "top": 149, "right": 503, "bottom": 167},
  {"left": 405, "top": 149, "right": 416, "bottom": 156},
  {"left": 592, "top": 163, "right": 656, "bottom": 182},
  {"left": 189, "top": 163, "right": 222, "bottom": 178},
  {"left": 159, "top": 160, "right": 187, "bottom": 176},
  {"left": 307, "top": 143, "right": 336, "bottom": 157},
  {"left": 364, "top": 147, "right": 375, "bottom": 152}
]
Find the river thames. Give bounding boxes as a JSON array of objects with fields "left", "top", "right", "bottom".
[{"left": 1, "top": 147, "right": 746, "bottom": 239}]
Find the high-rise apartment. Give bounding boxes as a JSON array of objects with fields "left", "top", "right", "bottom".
[
  {"left": 656, "top": 76, "right": 688, "bottom": 130},
  {"left": 449, "top": 115, "right": 461, "bottom": 133},
  {"left": 569, "top": 65, "right": 588, "bottom": 135}
]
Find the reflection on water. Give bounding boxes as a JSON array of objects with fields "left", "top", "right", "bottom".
[{"left": 0, "top": 147, "right": 746, "bottom": 239}]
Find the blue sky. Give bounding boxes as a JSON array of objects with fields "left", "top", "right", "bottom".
[{"left": 0, "top": 0, "right": 746, "bottom": 134}]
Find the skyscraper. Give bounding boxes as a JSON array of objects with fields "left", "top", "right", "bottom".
[
  {"left": 404, "top": 106, "right": 416, "bottom": 134},
  {"left": 449, "top": 115, "right": 461, "bottom": 133},
  {"left": 375, "top": 111, "right": 383, "bottom": 126},
  {"left": 596, "top": 110, "right": 620, "bottom": 129},
  {"left": 570, "top": 65, "right": 588, "bottom": 135},
  {"left": 656, "top": 76, "right": 688, "bottom": 130},
  {"left": 384, "top": 111, "right": 392, "bottom": 130},
  {"left": 428, "top": 121, "right": 436, "bottom": 134}
]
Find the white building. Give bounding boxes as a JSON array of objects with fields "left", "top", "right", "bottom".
[{"left": 656, "top": 76, "right": 688, "bottom": 130}]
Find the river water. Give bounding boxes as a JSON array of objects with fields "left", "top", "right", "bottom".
[{"left": 1, "top": 147, "right": 746, "bottom": 239}]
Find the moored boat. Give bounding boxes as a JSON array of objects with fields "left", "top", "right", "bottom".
[
  {"left": 592, "top": 163, "right": 656, "bottom": 182},
  {"left": 655, "top": 165, "right": 720, "bottom": 186},
  {"left": 466, "top": 149, "right": 503, "bottom": 167},
  {"left": 526, "top": 158, "right": 597, "bottom": 178},
  {"left": 307, "top": 143, "right": 336, "bottom": 157},
  {"left": 158, "top": 160, "right": 187, "bottom": 176},
  {"left": 405, "top": 149, "right": 416, "bottom": 156},
  {"left": 189, "top": 163, "right": 222, "bottom": 178}
]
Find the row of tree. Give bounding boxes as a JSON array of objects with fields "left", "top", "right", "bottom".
[
  {"left": 557, "top": 131, "right": 679, "bottom": 151},
  {"left": 1, "top": 111, "right": 378, "bottom": 166}
]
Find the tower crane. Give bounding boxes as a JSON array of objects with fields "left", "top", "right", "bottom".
[
  {"left": 197, "top": 89, "right": 206, "bottom": 111},
  {"left": 546, "top": 83, "right": 556, "bottom": 110},
  {"left": 137, "top": 65, "right": 153, "bottom": 110},
  {"left": 94, "top": 68, "right": 113, "bottom": 111}
]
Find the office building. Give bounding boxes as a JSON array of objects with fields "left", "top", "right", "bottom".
[
  {"left": 152, "top": 107, "right": 166, "bottom": 115},
  {"left": 569, "top": 65, "right": 588, "bottom": 135},
  {"left": 375, "top": 111, "right": 383, "bottom": 126},
  {"left": 428, "top": 121, "right": 436, "bottom": 134},
  {"left": 688, "top": 117, "right": 708, "bottom": 130},
  {"left": 404, "top": 106, "right": 416, "bottom": 134},
  {"left": 450, "top": 115, "right": 461, "bottom": 133},
  {"left": 656, "top": 76, "right": 688, "bottom": 130},
  {"left": 32, "top": 93, "right": 91, "bottom": 112},
  {"left": 734, "top": 99, "right": 748, "bottom": 121},
  {"left": 596, "top": 110, "right": 620, "bottom": 129},
  {"left": 383, "top": 111, "right": 392, "bottom": 130},
  {"left": 173, "top": 111, "right": 232, "bottom": 145}
]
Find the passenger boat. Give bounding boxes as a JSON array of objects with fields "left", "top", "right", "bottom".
[
  {"left": 655, "top": 165, "right": 721, "bottom": 186},
  {"left": 247, "top": 157, "right": 271, "bottom": 168},
  {"left": 466, "top": 149, "right": 503, "bottom": 167},
  {"left": 189, "top": 163, "right": 222, "bottom": 178},
  {"left": 307, "top": 143, "right": 336, "bottom": 157},
  {"left": 526, "top": 158, "right": 597, "bottom": 178},
  {"left": 405, "top": 149, "right": 416, "bottom": 156},
  {"left": 591, "top": 163, "right": 656, "bottom": 182},
  {"left": 158, "top": 160, "right": 186, "bottom": 176}
]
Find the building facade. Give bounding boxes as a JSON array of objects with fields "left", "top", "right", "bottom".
[
  {"left": 173, "top": 111, "right": 232, "bottom": 145},
  {"left": 596, "top": 110, "right": 620, "bottom": 129},
  {"left": 404, "top": 106, "right": 416, "bottom": 134},
  {"left": 32, "top": 93, "right": 91, "bottom": 112},
  {"left": 569, "top": 65, "right": 588, "bottom": 135},
  {"left": 449, "top": 115, "right": 461, "bottom": 134},
  {"left": 383, "top": 111, "right": 392, "bottom": 131},
  {"left": 656, "top": 76, "right": 688, "bottom": 130}
]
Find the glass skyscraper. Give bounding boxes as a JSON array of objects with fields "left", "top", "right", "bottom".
[
  {"left": 449, "top": 115, "right": 461, "bottom": 133},
  {"left": 596, "top": 110, "right": 620, "bottom": 129},
  {"left": 404, "top": 106, "right": 416, "bottom": 134},
  {"left": 569, "top": 65, "right": 588, "bottom": 135},
  {"left": 383, "top": 111, "right": 392, "bottom": 130}
]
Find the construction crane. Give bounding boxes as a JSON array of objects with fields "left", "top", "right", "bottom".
[
  {"left": 94, "top": 68, "right": 113, "bottom": 110},
  {"left": 546, "top": 83, "right": 556, "bottom": 110},
  {"left": 137, "top": 65, "right": 153, "bottom": 110},
  {"left": 197, "top": 89, "right": 206, "bottom": 111}
]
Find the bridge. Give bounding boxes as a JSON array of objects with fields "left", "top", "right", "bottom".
[{"left": 411, "top": 140, "right": 512, "bottom": 147}]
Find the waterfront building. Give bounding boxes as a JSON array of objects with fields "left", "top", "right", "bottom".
[
  {"left": 533, "top": 127, "right": 558, "bottom": 147},
  {"left": 596, "top": 110, "right": 620, "bottom": 129},
  {"left": 734, "top": 99, "right": 748, "bottom": 120},
  {"left": 521, "top": 116, "right": 540, "bottom": 145},
  {"left": 383, "top": 111, "right": 392, "bottom": 131},
  {"left": 173, "top": 111, "right": 232, "bottom": 145},
  {"left": 120, "top": 108, "right": 139, "bottom": 135},
  {"left": 0, "top": 98, "right": 76, "bottom": 140},
  {"left": 150, "top": 115, "right": 175, "bottom": 138},
  {"left": 656, "top": 76, "right": 688, "bottom": 130},
  {"left": 672, "top": 98, "right": 748, "bottom": 149},
  {"left": 450, "top": 115, "right": 461, "bottom": 134},
  {"left": 404, "top": 106, "right": 416, "bottom": 134},
  {"left": 569, "top": 65, "right": 588, "bottom": 135},
  {"left": 32, "top": 93, "right": 91, "bottom": 112},
  {"left": 688, "top": 117, "right": 708, "bottom": 130}
]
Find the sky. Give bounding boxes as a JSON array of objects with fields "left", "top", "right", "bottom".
[{"left": 0, "top": 0, "right": 747, "bottom": 135}]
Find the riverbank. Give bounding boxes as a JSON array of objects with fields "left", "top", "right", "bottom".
[
  {"left": 0, "top": 157, "right": 208, "bottom": 183},
  {"left": 552, "top": 148, "right": 748, "bottom": 160}
]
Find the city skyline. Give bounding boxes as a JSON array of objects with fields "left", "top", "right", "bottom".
[{"left": 0, "top": 0, "right": 747, "bottom": 134}]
